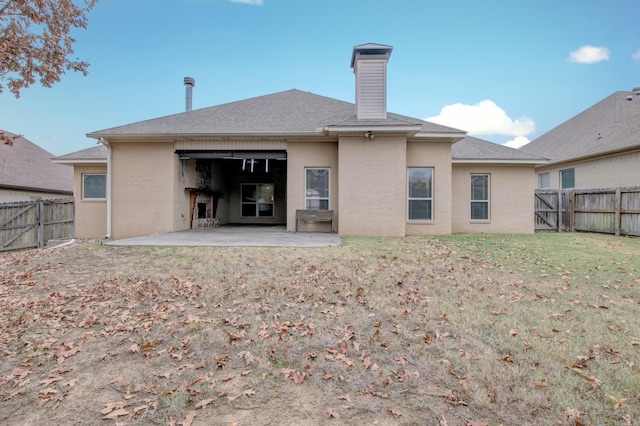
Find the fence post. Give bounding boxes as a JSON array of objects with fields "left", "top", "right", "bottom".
[
  {"left": 38, "top": 201, "right": 45, "bottom": 248},
  {"left": 557, "top": 190, "right": 563, "bottom": 232},
  {"left": 615, "top": 189, "right": 621, "bottom": 236}
]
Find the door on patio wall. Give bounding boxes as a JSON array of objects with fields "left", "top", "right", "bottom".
[{"left": 241, "top": 183, "right": 274, "bottom": 218}]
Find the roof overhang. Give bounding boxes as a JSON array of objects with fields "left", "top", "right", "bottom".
[
  {"left": 174, "top": 150, "right": 287, "bottom": 160},
  {"left": 453, "top": 159, "right": 549, "bottom": 165},
  {"left": 322, "top": 124, "right": 423, "bottom": 137},
  {"left": 88, "top": 131, "right": 325, "bottom": 141},
  {"left": 532, "top": 145, "right": 640, "bottom": 169},
  {"left": 0, "top": 184, "right": 73, "bottom": 195},
  {"left": 52, "top": 158, "right": 107, "bottom": 165}
]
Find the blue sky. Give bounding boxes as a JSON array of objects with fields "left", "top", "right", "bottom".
[{"left": 2, "top": 0, "right": 639, "bottom": 155}]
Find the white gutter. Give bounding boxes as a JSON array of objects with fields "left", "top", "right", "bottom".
[
  {"left": 99, "top": 137, "right": 112, "bottom": 239},
  {"left": 453, "top": 159, "right": 550, "bottom": 165}
]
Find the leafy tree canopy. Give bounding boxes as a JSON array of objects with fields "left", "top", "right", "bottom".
[{"left": 0, "top": 0, "right": 98, "bottom": 98}]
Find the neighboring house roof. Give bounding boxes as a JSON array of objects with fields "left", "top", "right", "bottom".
[
  {"left": 0, "top": 130, "right": 73, "bottom": 194},
  {"left": 520, "top": 90, "right": 640, "bottom": 165},
  {"left": 87, "top": 89, "right": 463, "bottom": 139},
  {"left": 453, "top": 136, "right": 547, "bottom": 164},
  {"left": 54, "top": 145, "right": 108, "bottom": 164}
]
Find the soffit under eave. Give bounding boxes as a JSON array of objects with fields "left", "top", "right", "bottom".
[
  {"left": 409, "top": 134, "right": 467, "bottom": 144},
  {"left": 533, "top": 145, "right": 640, "bottom": 169},
  {"left": 453, "top": 159, "right": 548, "bottom": 166},
  {"left": 52, "top": 159, "right": 108, "bottom": 165},
  {"left": 89, "top": 133, "right": 333, "bottom": 144}
]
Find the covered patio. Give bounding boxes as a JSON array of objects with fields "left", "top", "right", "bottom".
[{"left": 105, "top": 225, "right": 341, "bottom": 247}]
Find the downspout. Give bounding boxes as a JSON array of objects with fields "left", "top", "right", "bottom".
[{"left": 99, "top": 137, "right": 112, "bottom": 239}]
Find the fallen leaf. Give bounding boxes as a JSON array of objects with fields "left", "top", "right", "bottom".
[
  {"left": 179, "top": 410, "right": 196, "bottom": 426},
  {"left": 134, "top": 405, "right": 148, "bottom": 414},
  {"left": 102, "top": 408, "right": 129, "bottom": 420},
  {"left": 195, "top": 398, "right": 214, "bottom": 409},
  {"left": 40, "top": 377, "right": 62, "bottom": 386},
  {"left": 327, "top": 408, "right": 340, "bottom": 419},
  {"left": 243, "top": 389, "right": 256, "bottom": 397},
  {"left": 387, "top": 408, "right": 402, "bottom": 418},
  {"left": 534, "top": 379, "right": 551, "bottom": 389},
  {"left": 608, "top": 395, "right": 628, "bottom": 409}
]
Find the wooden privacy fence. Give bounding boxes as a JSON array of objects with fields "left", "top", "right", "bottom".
[
  {"left": 0, "top": 199, "right": 74, "bottom": 252},
  {"left": 535, "top": 188, "right": 640, "bottom": 236}
]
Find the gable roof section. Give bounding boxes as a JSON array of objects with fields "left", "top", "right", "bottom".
[
  {"left": 87, "top": 89, "right": 464, "bottom": 139},
  {"left": 54, "top": 145, "right": 108, "bottom": 164},
  {"left": 521, "top": 90, "right": 640, "bottom": 164},
  {"left": 0, "top": 131, "right": 73, "bottom": 194},
  {"left": 452, "top": 136, "right": 548, "bottom": 164}
]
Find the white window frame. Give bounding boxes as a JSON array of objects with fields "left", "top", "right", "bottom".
[
  {"left": 82, "top": 173, "right": 106, "bottom": 200},
  {"left": 561, "top": 169, "right": 575, "bottom": 189},
  {"left": 538, "top": 172, "right": 550, "bottom": 189},
  {"left": 407, "top": 168, "right": 434, "bottom": 221},
  {"left": 305, "top": 168, "right": 330, "bottom": 210},
  {"left": 470, "top": 173, "right": 490, "bottom": 221}
]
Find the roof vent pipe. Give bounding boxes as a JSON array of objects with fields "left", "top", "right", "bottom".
[
  {"left": 184, "top": 77, "right": 195, "bottom": 111},
  {"left": 633, "top": 87, "right": 640, "bottom": 96}
]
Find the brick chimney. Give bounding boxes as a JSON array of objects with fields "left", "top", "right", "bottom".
[{"left": 350, "top": 43, "right": 393, "bottom": 120}]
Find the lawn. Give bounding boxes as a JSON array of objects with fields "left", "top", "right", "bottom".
[{"left": 1, "top": 233, "right": 638, "bottom": 425}]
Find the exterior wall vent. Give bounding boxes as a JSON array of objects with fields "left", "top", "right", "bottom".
[{"left": 350, "top": 43, "right": 393, "bottom": 120}]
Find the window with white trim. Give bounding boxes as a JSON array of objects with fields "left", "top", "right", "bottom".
[
  {"left": 561, "top": 169, "right": 575, "bottom": 189},
  {"left": 305, "top": 168, "right": 330, "bottom": 210},
  {"left": 82, "top": 174, "right": 106, "bottom": 200},
  {"left": 470, "top": 174, "right": 490, "bottom": 221},
  {"left": 408, "top": 168, "right": 433, "bottom": 220},
  {"left": 538, "top": 172, "right": 550, "bottom": 189}
]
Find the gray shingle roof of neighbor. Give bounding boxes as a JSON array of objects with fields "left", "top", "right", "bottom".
[
  {"left": 452, "top": 136, "right": 548, "bottom": 163},
  {"left": 87, "top": 89, "right": 464, "bottom": 137},
  {"left": 0, "top": 130, "right": 73, "bottom": 194},
  {"left": 54, "top": 145, "right": 108, "bottom": 162},
  {"left": 520, "top": 90, "right": 640, "bottom": 164}
]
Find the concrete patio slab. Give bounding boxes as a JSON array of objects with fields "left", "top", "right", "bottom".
[{"left": 105, "top": 226, "right": 341, "bottom": 247}]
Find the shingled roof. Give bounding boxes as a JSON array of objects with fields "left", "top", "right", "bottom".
[
  {"left": 521, "top": 90, "right": 640, "bottom": 164},
  {"left": 54, "top": 145, "right": 108, "bottom": 164},
  {"left": 0, "top": 131, "right": 73, "bottom": 194},
  {"left": 452, "top": 136, "right": 547, "bottom": 163},
  {"left": 87, "top": 89, "right": 463, "bottom": 138}
]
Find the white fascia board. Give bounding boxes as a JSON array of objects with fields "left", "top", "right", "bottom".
[
  {"left": 87, "top": 131, "right": 324, "bottom": 141},
  {"left": 413, "top": 132, "right": 467, "bottom": 141},
  {"left": 453, "top": 159, "right": 550, "bottom": 165},
  {"left": 323, "top": 125, "right": 421, "bottom": 133},
  {"left": 52, "top": 159, "right": 107, "bottom": 165}
]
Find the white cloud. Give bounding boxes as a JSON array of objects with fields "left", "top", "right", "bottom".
[
  {"left": 567, "top": 45, "right": 610, "bottom": 64},
  {"left": 426, "top": 100, "right": 535, "bottom": 138},
  {"left": 632, "top": 49, "right": 640, "bottom": 64},
  {"left": 229, "top": 0, "right": 263, "bottom": 4},
  {"left": 504, "top": 136, "right": 530, "bottom": 149}
]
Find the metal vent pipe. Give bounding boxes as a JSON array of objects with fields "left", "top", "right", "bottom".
[{"left": 184, "top": 77, "right": 195, "bottom": 111}]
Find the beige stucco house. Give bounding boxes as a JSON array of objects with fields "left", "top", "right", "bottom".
[
  {"left": 521, "top": 88, "right": 640, "bottom": 190},
  {"left": 1, "top": 131, "right": 73, "bottom": 202},
  {"left": 55, "top": 43, "right": 546, "bottom": 239}
]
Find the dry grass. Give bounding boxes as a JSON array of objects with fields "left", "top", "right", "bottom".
[{"left": 0, "top": 233, "right": 639, "bottom": 425}]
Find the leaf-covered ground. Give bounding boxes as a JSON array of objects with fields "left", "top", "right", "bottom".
[{"left": 1, "top": 233, "right": 639, "bottom": 425}]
